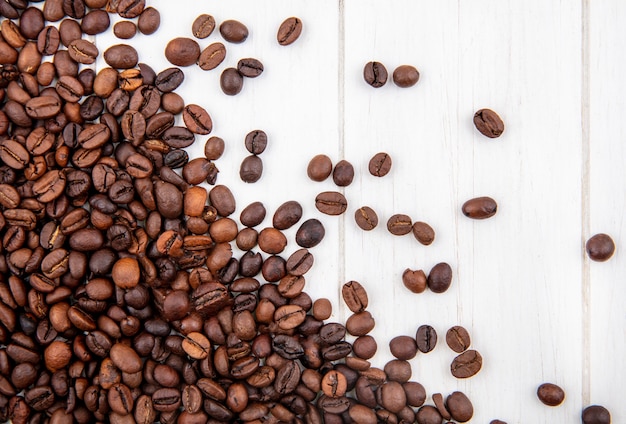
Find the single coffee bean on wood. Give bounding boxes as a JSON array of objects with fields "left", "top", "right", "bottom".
[
  {"left": 581, "top": 405, "right": 611, "bottom": 424},
  {"left": 220, "top": 19, "right": 249, "bottom": 43},
  {"left": 307, "top": 154, "right": 332, "bottom": 181},
  {"left": 332, "top": 159, "right": 354, "bottom": 187},
  {"left": 363, "top": 61, "right": 388, "bottom": 88},
  {"left": 450, "top": 349, "right": 483, "bottom": 378},
  {"left": 368, "top": 152, "right": 392, "bottom": 177},
  {"left": 245, "top": 130, "right": 267, "bottom": 154},
  {"left": 220, "top": 68, "right": 244, "bottom": 95},
  {"left": 239, "top": 155, "right": 263, "bottom": 183},
  {"left": 393, "top": 65, "right": 420, "bottom": 87},
  {"left": 342, "top": 280, "right": 368, "bottom": 313},
  {"left": 389, "top": 335, "right": 418, "bottom": 360},
  {"left": 446, "top": 391, "right": 474, "bottom": 422},
  {"left": 295, "top": 218, "right": 325, "bottom": 248},
  {"left": 412, "top": 221, "right": 435, "bottom": 245},
  {"left": 536, "top": 383, "right": 565, "bottom": 406},
  {"left": 462, "top": 196, "right": 498, "bottom": 219},
  {"left": 387, "top": 214, "right": 413, "bottom": 236},
  {"left": 446, "top": 325, "right": 471, "bottom": 353},
  {"left": 474, "top": 108, "right": 505, "bottom": 138},
  {"left": 427, "top": 262, "right": 452, "bottom": 293},
  {"left": 198, "top": 42, "right": 226, "bottom": 71},
  {"left": 585, "top": 233, "right": 615, "bottom": 262},
  {"left": 165, "top": 37, "right": 200, "bottom": 67},
  {"left": 277, "top": 17, "right": 303, "bottom": 45},
  {"left": 402, "top": 269, "right": 427, "bottom": 293},
  {"left": 354, "top": 206, "right": 378, "bottom": 231},
  {"left": 192, "top": 14, "right": 216, "bottom": 39},
  {"left": 315, "top": 191, "right": 347, "bottom": 215},
  {"left": 238, "top": 58, "right": 264, "bottom": 78},
  {"left": 137, "top": 7, "right": 161, "bottom": 35},
  {"left": 415, "top": 324, "right": 437, "bottom": 353}
]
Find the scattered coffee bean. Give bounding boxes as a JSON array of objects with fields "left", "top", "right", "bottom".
[
  {"left": 393, "top": 65, "right": 420, "bottom": 87},
  {"left": 277, "top": 17, "right": 303, "bottom": 46},
  {"left": 402, "top": 268, "right": 427, "bottom": 293},
  {"left": 220, "top": 19, "right": 249, "bottom": 43},
  {"left": 389, "top": 335, "right": 418, "bottom": 360},
  {"left": 415, "top": 324, "right": 437, "bottom": 353},
  {"left": 368, "top": 152, "right": 392, "bottom": 177},
  {"left": 332, "top": 159, "right": 354, "bottom": 187},
  {"left": 412, "top": 221, "right": 435, "bottom": 245},
  {"left": 307, "top": 154, "right": 333, "bottom": 181},
  {"left": 315, "top": 191, "right": 347, "bottom": 215},
  {"left": 220, "top": 67, "right": 244, "bottom": 95},
  {"left": 427, "top": 262, "right": 453, "bottom": 293},
  {"left": 474, "top": 108, "right": 505, "bottom": 138},
  {"left": 342, "top": 280, "right": 368, "bottom": 313},
  {"left": 537, "top": 383, "right": 565, "bottom": 406},
  {"left": 238, "top": 58, "right": 264, "bottom": 78},
  {"left": 113, "top": 20, "right": 136, "bottom": 39},
  {"left": 363, "top": 61, "right": 388, "bottom": 87},
  {"left": 446, "top": 391, "right": 474, "bottom": 422},
  {"left": 450, "top": 349, "right": 483, "bottom": 378},
  {"left": 165, "top": 37, "right": 200, "bottom": 67},
  {"left": 192, "top": 14, "right": 216, "bottom": 39},
  {"left": 239, "top": 155, "right": 263, "bottom": 183},
  {"left": 581, "top": 405, "right": 611, "bottom": 424},
  {"left": 137, "top": 7, "right": 161, "bottom": 35},
  {"left": 295, "top": 218, "right": 325, "bottom": 248},
  {"left": 387, "top": 213, "right": 413, "bottom": 235},
  {"left": 446, "top": 325, "right": 471, "bottom": 353},
  {"left": 198, "top": 42, "right": 226, "bottom": 71},
  {"left": 245, "top": 129, "right": 268, "bottom": 154},
  {"left": 462, "top": 196, "right": 498, "bottom": 219},
  {"left": 354, "top": 206, "right": 378, "bottom": 231},
  {"left": 585, "top": 233, "right": 615, "bottom": 262}
]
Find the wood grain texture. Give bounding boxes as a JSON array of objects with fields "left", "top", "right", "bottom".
[{"left": 88, "top": 0, "right": 620, "bottom": 421}]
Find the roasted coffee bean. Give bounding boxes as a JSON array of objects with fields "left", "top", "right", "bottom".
[
  {"left": 462, "top": 196, "right": 498, "bottom": 219},
  {"left": 536, "top": 383, "right": 565, "bottom": 406},
  {"left": 402, "top": 268, "right": 427, "bottom": 293},
  {"left": 345, "top": 311, "right": 375, "bottom": 336},
  {"left": 412, "top": 221, "right": 435, "bottom": 245},
  {"left": 315, "top": 191, "right": 347, "bottom": 215},
  {"left": 450, "top": 349, "right": 483, "bottom": 378},
  {"left": 152, "top": 387, "right": 181, "bottom": 412},
  {"left": 183, "top": 104, "right": 212, "bottom": 135},
  {"left": 104, "top": 44, "right": 138, "bottom": 69},
  {"left": 363, "top": 61, "right": 388, "bottom": 88},
  {"left": 37, "top": 26, "right": 60, "bottom": 55},
  {"left": 432, "top": 393, "right": 451, "bottom": 420},
  {"left": 67, "top": 39, "right": 98, "bottom": 64},
  {"left": 389, "top": 335, "right": 418, "bottom": 360},
  {"left": 81, "top": 9, "right": 110, "bottom": 35},
  {"left": 277, "top": 17, "right": 303, "bottom": 45},
  {"left": 220, "top": 67, "right": 243, "bottom": 95},
  {"left": 321, "top": 370, "right": 347, "bottom": 398},
  {"left": 137, "top": 7, "right": 160, "bottom": 35},
  {"left": 209, "top": 185, "right": 236, "bottom": 217},
  {"left": 239, "top": 155, "right": 263, "bottom": 183},
  {"left": 113, "top": 21, "right": 137, "bottom": 39},
  {"left": 474, "top": 108, "right": 504, "bottom": 138},
  {"left": 238, "top": 58, "right": 264, "bottom": 78},
  {"left": 387, "top": 214, "right": 413, "bottom": 235},
  {"left": 244, "top": 130, "right": 267, "bottom": 154},
  {"left": 342, "top": 281, "right": 368, "bottom": 313},
  {"left": 427, "top": 262, "right": 452, "bottom": 293},
  {"left": 220, "top": 20, "right": 249, "bottom": 43},
  {"left": 294, "top": 218, "right": 324, "bottom": 248},
  {"left": 182, "top": 332, "right": 211, "bottom": 359},
  {"left": 403, "top": 381, "right": 427, "bottom": 407},
  {"left": 445, "top": 391, "right": 473, "bottom": 422},
  {"left": 307, "top": 154, "right": 332, "bottom": 181},
  {"left": 415, "top": 324, "right": 437, "bottom": 353},
  {"left": 155, "top": 67, "right": 184, "bottom": 93},
  {"left": 165, "top": 38, "right": 201, "bottom": 67},
  {"left": 446, "top": 325, "right": 471, "bottom": 353},
  {"left": 586, "top": 233, "right": 615, "bottom": 262},
  {"left": 393, "top": 65, "right": 420, "bottom": 87},
  {"left": 581, "top": 405, "right": 611, "bottom": 424},
  {"left": 198, "top": 42, "right": 226, "bottom": 71},
  {"left": 416, "top": 405, "right": 443, "bottom": 424},
  {"left": 368, "top": 152, "right": 392, "bottom": 177},
  {"left": 192, "top": 14, "right": 216, "bottom": 39},
  {"left": 353, "top": 206, "right": 378, "bottom": 231}
]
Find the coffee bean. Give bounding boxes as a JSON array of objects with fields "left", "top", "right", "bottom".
[
  {"left": 462, "top": 196, "right": 498, "bottom": 219},
  {"left": 341, "top": 281, "right": 368, "bottom": 313},
  {"left": 220, "top": 67, "right": 243, "bottom": 95},
  {"left": 354, "top": 206, "right": 378, "bottom": 231},
  {"left": 402, "top": 268, "right": 427, "bottom": 293},
  {"left": 332, "top": 159, "right": 354, "bottom": 187},
  {"left": 586, "top": 233, "right": 615, "bottom": 262},
  {"left": 81, "top": 9, "right": 110, "bottom": 35},
  {"left": 432, "top": 393, "right": 451, "bottom": 420},
  {"left": 416, "top": 405, "right": 443, "bottom": 424},
  {"left": 389, "top": 335, "right": 418, "bottom": 360},
  {"left": 345, "top": 311, "right": 375, "bottom": 336},
  {"left": 368, "top": 152, "right": 392, "bottom": 177},
  {"left": 412, "top": 221, "right": 435, "bottom": 245},
  {"left": 393, "top": 65, "right": 420, "bottom": 87},
  {"left": 427, "top": 262, "right": 452, "bottom": 293},
  {"left": 450, "top": 349, "right": 483, "bottom": 378},
  {"left": 446, "top": 325, "right": 471, "bottom": 353},
  {"left": 165, "top": 38, "right": 200, "bottom": 67},
  {"left": 277, "top": 17, "right": 303, "bottom": 46},
  {"left": 155, "top": 67, "right": 184, "bottom": 92},
  {"left": 238, "top": 58, "right": 264, "bottom": 78},
  {"left": 387, "top": 213, "right": 413, "bottom": 235},
  {"left": 192, "top": 14, "right": 216, "bottom": 39},
  {"left": 295, "top": 218, "right": 325, "bottom": 248},
  {"left": 315, "top": 191, "right": 347, "bottom": 215},
  {"left": 182, "top": 332, "right": 211, "bottom": 359},
  {"left": 415, "top": 324, "right": 437, "bottom": 353},
  {"left": 220, "top": 19, "right": 249, "bottom": 43},
  {"left": 307, "top": 154, "right": 332, "bottom": 181},
  {"left": 321, "top": 370, "right": 347, "bottom": 398},
  {"left": 363, "top": 61, "right": 388, "bottom": 87},
  {"left": 446, "top": 391, "right": 474, "bottom": 422},
  {"left": 183, "top": 104, "right": 212, "bottom": 135},
  {"left": 581, "top": 405, "right": 611, "bottom": 424},
  {"left": 113, "top": 20, "right": 136, "bottom": 39},
  {"left": 474, "top": 108, "right": 504, "bottom": 138},
  {"left": 137, "top": 7, "right": 161, "bottom": 35},
  {"left": 536, "top": 383, "right": 565, "bottom": 406},
  {"left": 67, "top": 39, "right": 98, "bottom": 64},
  {"left": 198, "top": 42, "right": 226, "bottom": 71},
  {"left": 104, "top": 44, "right": 138, "bottom": 69},
  {"left": 110, "top": 343, "right": 142, "bottom": 373}
]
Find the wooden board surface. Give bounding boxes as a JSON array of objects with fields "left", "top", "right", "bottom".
[{"left": 22, "top": 0, "right": 624, "bottom": 422}]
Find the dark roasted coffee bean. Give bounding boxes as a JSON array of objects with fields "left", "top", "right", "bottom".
[
  {"left": 446, "top": 391, "right": 473, "bottom": 422},
  {"left": 389, "top": 335, "right": 418, "bottom": 360},
  {"left": 412, "top": 221, "right": 435, "bottom": 245},
  {"left": 286, "top": 248, "right": 313, "bottom": 276},
  {"left": 277, "top": 17, "right": 303, "bottom": 46},
  {"left": 403, "top": 381, "right": 426, "bottom": 407},
  {"left": 342, "top": 281, "right": 368, "bottom": 313},
  {"left": 152, "top": 387, "right": 181, "bottom": 413},
  {"left": 198, "top": 42, "right": 226, "bottom": 71},
  {"left": 387, "top": 213, "right": 412, "bottom": 235},
  {"left": 427, "top": 262, "right": 452, "bottom": 293},
  {"left": 315, "top": 191, "right": 347, "bottom": 215},
  {"left": 272, "top": 200, "right": 301, "bottom": 230},
  {"left": 238, "top": 58, "right": 263, "bottom": 78},
  {"left": 104, "top": 44, "right": 138, "bottom": 69},
  {"left": 244, "top": 130, "right": 267, "bottom": 154},
  {"left": 393, "top": 64, "right": 420, "bottom": 87},
  {"left": 473, "top": 108, "right": 504, "bottom": 138},
  {"left": 368, "top": 152, "right": 392, "bottom": 177},
  {"left": 354, "top": 206, "right": 378, "bottom": 231},
  {"left": 295, "top": 218, "right": 325, "bottom": 248},
  {"left": 586, "top": 233, "right": 615, "bottom": 262},
  {"left": 415, "top": 324, "right": 437, "bottom": 353},
  {"left": 165, "top": 37, "right": 200, "bottom": 67},
  {"left": 363, "top": 61, "right": 388, "bottom": 87},
  {"left": 209, "top": 185, "right": 236, "bottom": 217},
  {"left": 239, "top": 155, "right": 263, "bottom": 183},
  {"left": 581, "top": 405, "right": 611, "bottom": 424},
  {"left": 446, "top": 325, "right": 471, "bottom": 353},
  {"left": 81, "top": 9, "right": 110, "bottom": 35},
  {"left": 220, "top": 20, "right": 249, "bottom": 43},
  {"left": 240, "top": 201, "right": 266, "bottom": 227},
  {"left": 220, "top": 67, "right": 243, "bottom": 95},
  {"left": 117, "top": 0, "right": 145, "bottom": 18},
  {"left": 450, "top": 349, "right": 482, "bottom": 378},
  {"left": 137, "top": 7, "right": 160, "bottom": 35},
  {"left": 462, "top": 196, "right": 498, "bottom": 219},
  {"left": 155, "top": 67, "right": 184, "bottom": 93},
  {"left": 113, "top": 20, "right": 136, "bottom": 39},
  {"left": 192, "top": 14, "right": 216, "bottom": 39},
  {"left": 332, "top": 159, "right": 354, "bottom": 186},
  {"left": 536, "top": 383, "right": 565, "bottom": 406}
]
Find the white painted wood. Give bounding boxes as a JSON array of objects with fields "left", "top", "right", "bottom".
[
  {"left": 85, "top": 0, "right": 621, "bottom": 421},
  {"left": 589, "top": 1, "right": 626, "bottom": 422}
]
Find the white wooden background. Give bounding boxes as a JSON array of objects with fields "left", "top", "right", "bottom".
[{"left": 92, "top": 0, "right": 626, "bottom": 422}]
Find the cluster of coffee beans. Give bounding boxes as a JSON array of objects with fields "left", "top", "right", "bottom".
[{"left": 363, "top": 61, "right": 420, "bottom": 88}]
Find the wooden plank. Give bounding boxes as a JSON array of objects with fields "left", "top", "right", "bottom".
[
  {"left": 588, "top": 0, "right": 626, "bottom": 421},
  {"left": 343, "top": 0, "right": 583, "bottom": 422}
]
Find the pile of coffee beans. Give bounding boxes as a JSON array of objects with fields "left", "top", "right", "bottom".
[{"left": 0, "top": 1, "right": 616, "bottom": 423}]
